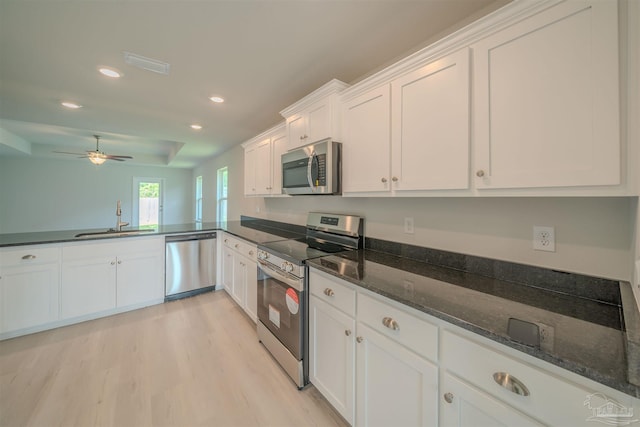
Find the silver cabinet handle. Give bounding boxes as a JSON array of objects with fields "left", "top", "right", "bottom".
[
  {"left": 117, "top": 260, "right": 122, "bottom": 264},
  {"left": 444, "top": 392, "right": 454, "bottom": 404},
  {"left": 476, "top": 170, "right": 485, "bottom": 177},
  {"left": 249, "top": 250, "right": 254, "bottom": 256},
  {"left": 381, "top": 177, "right": 388, "bottom": 183},
  {"left": 224, "top": 238, "right": 228, "bottom": 243},
  {"left": 110, "top": 261, "right": 116, "bottom": 265},
  {"left": 235, "top": 244, "right": 239, "bottom": 249},
  {"left": 345, "top": 330, "right": 351, "bottom": 336},
  {"left": 382, "top": 317, "right": 399, "bottom": 331},
  {"left": 356, "top": 336, "right": 363, "bottom": 343},
  {"left": 21, "top": 254, "right": 36, "bottom": 260},
  {"left": 324, "top": 288, "right": 335, "bottom": 297},
  {"left": 493, "top": 372, "right": 530, "bottom": 397},
  {"left": 392, "top": 176, "right": 398, "bottom": 182}
]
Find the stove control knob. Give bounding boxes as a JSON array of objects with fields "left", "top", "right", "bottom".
[
  {"left": 281, "top": 261, "right": 294, "bottom": 273},
  {"left": 257, "top": 250, "right": 269, "bottom": 260}
]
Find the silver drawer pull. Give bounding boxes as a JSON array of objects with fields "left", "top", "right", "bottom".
[
  {"left": 249, "top": 250, "right": 254, "bottom": 256},
  {"left": 21, "top": 254, "right": 36, "bottom": 260},
  {"left": 493, "top": 372, "right": 530, "bottom": 397},
  {"left": 345, "top": 330, "right": 351, "bottom": 336},
  {"left": 382, "top": 317, "right": 399, "bottom": 331},
  {"left": 356, "top": 336, "right": 363, "bottom": 343},
  {"left": 324, "top": 288, "right": 335, "bottom": 297},
  {"left": 444, "top": 392, "right": 454, "bottom": 404}
]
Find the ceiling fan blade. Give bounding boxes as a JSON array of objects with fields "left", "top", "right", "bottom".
[
  {"left": 105, "top": 155, "right": 133, "bottom": 159},
  {"left": 53, "top": 151, "right": 85, "bottom": 156},
  {"left": 108, "top": 157, "right": 126, "bottom": 161}
]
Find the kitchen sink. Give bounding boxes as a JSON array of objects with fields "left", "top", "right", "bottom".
[{"left": 74, "top": 229, "right": 155, "bottom": 239}]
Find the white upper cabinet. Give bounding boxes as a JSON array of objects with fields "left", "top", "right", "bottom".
[
  {"left": 280, "top": 79, "right": 349, "bottom": 151},
  {"left": 391, "top": 48, "right": 470, "bottom": 191},
  {"left": 472, "top": 0, "right": 620, "bottom": 190},
  {"left": 342, "top": 84, "right": 392, "bottom": 194},
  {"left": 342, "top": 49, "right": 470, "bottom": 195},
  {"left": 243, "top": 123, "right": 287, "bottom": 197}
]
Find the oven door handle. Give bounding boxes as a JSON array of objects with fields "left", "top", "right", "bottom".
[
  {"left": 307, "top": 151, "right": 317, "bottom": 193},
  {"left": 257, "top": 259, "right": 304, "bottom": 292}
]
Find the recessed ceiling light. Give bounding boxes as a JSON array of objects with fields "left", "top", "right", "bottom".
[
  {"left": 61, "top": 101, "right": 82, "bottom": 109},
  {"left": 191, "top": 124, "right": 203, "bottom": 130},
  {"left": 209, "top": 96, "right": 224, "bottom": 103},
  {"left": 99, "top": 67, "right": 122, "bottom": 78}
]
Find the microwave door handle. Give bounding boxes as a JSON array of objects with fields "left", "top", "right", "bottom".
[{"left": 307, "top": 152, "right": 317, "bottom": 193}]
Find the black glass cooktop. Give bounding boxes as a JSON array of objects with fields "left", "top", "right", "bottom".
[{"left": 259, "top": 236, "right": 352, "bottom": 266}]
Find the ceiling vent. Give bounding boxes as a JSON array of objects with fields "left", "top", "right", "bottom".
[{"left": 123, "top": 51, "right": 170, "bottom": 75}]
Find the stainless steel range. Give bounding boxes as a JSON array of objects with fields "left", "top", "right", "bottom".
[{"left": 256, "top": 212, "right": 363, "bottom": 388}]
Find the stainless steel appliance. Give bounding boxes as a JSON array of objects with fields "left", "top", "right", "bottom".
[
  {"left": 257, "top": 213, "right": 363, "bottom": 388},
  {"left": 165, "top": 232, "right": 217, "bottom": 300},
  {"left": 281, "top": 138, "right": 341, "bottom": 195}
]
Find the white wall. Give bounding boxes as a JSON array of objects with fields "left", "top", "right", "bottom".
[{"left": 0, "top": 157, "right": 193, "bottom": 233}]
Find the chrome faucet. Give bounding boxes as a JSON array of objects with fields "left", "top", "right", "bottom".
[{"left": 116, "top": 200, "right": 129, "bottom": 231}]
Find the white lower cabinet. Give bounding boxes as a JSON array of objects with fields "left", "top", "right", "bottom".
[
  {"left": 0, "top": 245, "right": 60, "bottom": 334},
  {"left": 61, "top": 237, "right": 164, "bottom": 320},
  {"left": 309, "top": 269, "right": 438, "bottom": 427},
  {"left": 356, "top": 322, "right": 438, "bottom": 427},
  {"left": 309, "top": 295, "right": 356, "bottom": 424},
  {"left": 440, "top": 372, "right": 542, "bottom": 427},
  {"left": 221, "top": 232, "right": 258, "bottom": 322}
]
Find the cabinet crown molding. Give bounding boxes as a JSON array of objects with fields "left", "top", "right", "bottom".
[
  {"left": 241, "top": 121, "right": 285, "bottom": 149},
  {"left": 280, "top": 79, "right": 349, "bottom": 118}
]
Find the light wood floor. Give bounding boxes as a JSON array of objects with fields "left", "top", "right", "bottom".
[{"left": 0, "top": 291, "right": 349, "bottom": 427}]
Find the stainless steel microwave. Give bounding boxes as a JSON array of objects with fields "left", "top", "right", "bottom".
[{"left": 281, "top": 138, "right": 341, "bottom": 195}]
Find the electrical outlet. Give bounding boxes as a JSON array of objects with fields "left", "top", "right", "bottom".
[
  {"left": 538, "top": 322, "right": 555, "bottom": 352},
  {"left": 533, "top": 226, "right": 555, "bottom": 252},
  {"left": 404, "top": 217, "right": 414, "bottom": 234}
]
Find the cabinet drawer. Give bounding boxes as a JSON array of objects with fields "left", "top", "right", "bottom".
[
  {"left": 0, "top": 246, "right": 60, "bottom": 266},
  {"left": 358, "top": 292, "right": 438, "bottom": 362},
  {"left": 441, "top": 330, "right": 634, "bottom": 427},
  {"left": 310, "top": 270, "right": 356, "bottom": 316},
  {"left": 222, "top": 234, "right": 256, "bottom": 261}
]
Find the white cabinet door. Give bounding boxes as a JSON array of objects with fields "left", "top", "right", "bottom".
[
  {"left": 306, "top": 99, "right": 332, "bottom": 143},
  {"left": 391, "top": 49, "right": 470, "bottom": 191},
  {"left": 355, "top": 323, "right": 438, "bottom": 427},
  {"left": 244, "top": 145, "right": 258, "bottom": 196},
  {"left": 116, "top": 249, "right": 163, "bottom": 307},
  {"left": 0, "top": 261, "right": 59, "bottom": 333},
  {"left": 270, "top": 130, "right": 287, "bottom": 195},
  {"left": 254, "top": 139, "right": 272, "bottom": 196},
  {"left": 342, "top": 85, "right": 392, "bottom": 194},
  {"left": 61, "top": 255, "right": 116, "bottom": 319},
  {"left": 473, "top": 0, "right": 619, "bottom": 189},
  {"left": 231, "top": 254, "right": 246, "bottom": 307},
  {"left": 309, "top": 295, "right": 356, "bottom": 425},
  {"left": 287, "top": 113, "right": 308, "bottom": 150},
  {"left": 440, "top": 372, "right": 542, "bottom": 427},
  {"left": 222, "top": 245, "right": 235, "bottom": 297},
  {"left": 243, "top": 258, "right": 258, "bottom": 322}
]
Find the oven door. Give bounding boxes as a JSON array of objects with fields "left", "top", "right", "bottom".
[{"left": 257, "top": 260, "right": 304, "bottom": 360}]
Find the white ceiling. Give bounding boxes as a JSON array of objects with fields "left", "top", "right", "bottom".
[{"left": 0, "top": 0, "right": 506, "bottom": 169}]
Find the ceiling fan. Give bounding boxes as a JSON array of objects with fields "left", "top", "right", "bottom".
[{"left": 54, "top": 135, "right": 133, "bottom": 165}]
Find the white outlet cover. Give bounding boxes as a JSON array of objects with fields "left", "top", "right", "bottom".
[{"left": 533, "top": 226, "right": 555, "bottom": 252}]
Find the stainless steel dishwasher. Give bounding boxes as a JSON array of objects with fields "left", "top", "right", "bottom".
[{"left": 165, "top": 232, "right": 217, "bottom": 301}]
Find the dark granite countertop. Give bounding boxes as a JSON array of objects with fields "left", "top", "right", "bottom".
[
  {"left": 0, "top": 219, "right": 303, "bottom": 248},
  {"left": 308, "top": 249, "right": 640, "bottom": 398}
]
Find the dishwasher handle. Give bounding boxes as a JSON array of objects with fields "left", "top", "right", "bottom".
[{"left": 165, "top": 232, "right": 217, "bottom": 242}]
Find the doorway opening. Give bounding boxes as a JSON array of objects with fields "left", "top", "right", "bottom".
[{"left": 133, "top": 177, "right": 164, "bottom": 228}]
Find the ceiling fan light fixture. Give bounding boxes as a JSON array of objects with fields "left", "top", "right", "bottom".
[
  {"left": 88, "top": 152, "right": 107, "bottom": 165},
  {"left": 99, "top": 67, "right": 122, "bottom": 78},
  {"left": 190, "top": 124, "right": 202, "bottom": 130},
  {"left": 209, "top": 95, "right": 224, "bottom": 104},
  {"left": 61, "top": 101, "right": 82, "bottom": 109}
]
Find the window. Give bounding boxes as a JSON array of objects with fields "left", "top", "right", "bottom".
[
  {"left": 217, "top": 167, "right": 228, "bottom": 223},
  {"left": 195, "top": 175, "right": 203, "bottom": 223}
]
